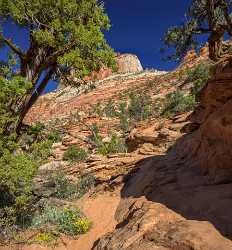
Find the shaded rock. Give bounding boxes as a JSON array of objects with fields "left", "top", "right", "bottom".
[{"left": 175, "top": 58, "right": 232, "bottom": 179}]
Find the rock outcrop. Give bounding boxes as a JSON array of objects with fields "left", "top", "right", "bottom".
[
  {"left": 22, "top": 46, "right": 232, "bottom": 250},
  {"left": 116, "top": 54, "right": 143, "bottom": 74},
  {"left": 178, "top": 45, "right": 209, "bottom": 70},
  {"left": 94, "top": 58, "right": 232, "bottom": 249},
  {"left": 65, "top": 53, "right": 144, "bottom": 84},
  {"left": 175, "top": 58, "right": 232, "bottom": 182}
]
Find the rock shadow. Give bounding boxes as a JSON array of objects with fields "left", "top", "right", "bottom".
[{"left": 120, "top": 138, "right": 232, "bottom": 240}]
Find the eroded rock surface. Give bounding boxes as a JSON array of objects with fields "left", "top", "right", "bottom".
[{"left": 94, "top": 59, "right": 232, "bottom": 249}]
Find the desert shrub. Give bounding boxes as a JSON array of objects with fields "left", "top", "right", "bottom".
[
  {"left": 128, "top": 93, "right": 152, "bottom": 121},
  {"left": 186, "top": 63, "right": 210, "bottom": 97},
  {"left": 117, "top": 101, "right": 130, "bottom": 133},
  {"left": 0, "top": 152, "right": 38, "bottom": 228},
  {"left": 103, "top": 99, "right": 117, "bottom": 117},
  {"left": 88, "top": 123, "right": 103, "bottom": 148},
  {"left": 162, "top": 90, "right": 196, "bottom": 117},
  {"left": 52, "top": 173, "right": 95, "bottom": 200},
  {"left": 31, "top": 205, "right": 91, "bottom": 236},
  {"left": 63, "top": 146, "right": 88, "bottom": 162},
  {"left": 34, "top": 231, "right": 57, "bottom": 246},
  {"left": 57, "top": 208, "right": 91, "bottom": 235},
  {"left": 97, "top": 133, "right": 127, "bottom": 155},
  {"left": 77, "top": 174, "right": 95, "bottom": 197},
  {"left": 88, "top": 124, "right": 127, "bottom": 155},
  {"left": 52, "top": 174, "right": 78, "bottom": 200},
  {"left": 92, "top": 102, "right": 104, "bottom": 116}
]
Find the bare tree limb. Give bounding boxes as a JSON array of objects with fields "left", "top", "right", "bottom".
[{"left": 0, "top": 33, "right": 25, "bottom": 58}]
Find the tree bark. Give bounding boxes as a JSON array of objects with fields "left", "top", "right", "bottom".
[{"left": 16, "top": 67, "right": 54, "bottom": 133}]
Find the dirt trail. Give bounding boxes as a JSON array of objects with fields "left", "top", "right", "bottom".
[
  {"left": 63, "top": 192, "right": 120, "bottom": 250},
  {"left": 8, "top": 192, "right": 120, "bottom": 250}
]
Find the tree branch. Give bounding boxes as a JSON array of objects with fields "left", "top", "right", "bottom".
[
  {"left": 0, "top": 33, "right": 25, "bottom": 58},
  {"left": 46, "top": 40, "right": 78, "bottom": 63}
]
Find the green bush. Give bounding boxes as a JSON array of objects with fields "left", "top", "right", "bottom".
[
  {"left": 31, "top": 205, "right": 91, "bottom": 236},
  {"left": 103, "top": 100, "right": 117, "bottom": 117},
  {"left": 128, "top": 93, "right": 152, "bottom": 121},
  {"left": 0, "top": 152, "right": 38, "bottom": 227},
  {"left": 63, "top": 146, "right": 88, "bottom": 162},
  {"left": 162, "top": 90, "right": 196, "bottom": 117},
  {"left": 186, "top": 63, "right": 209, "bottom": 97},
  {"left": 52, "top": 173, "right": 95, "bottom": 200},
  {"left": 58, "top": 208, "right": 91, "bottom": 235},
  {"left": 117, "top": 101, "right": 130, "bottom": 133},
  {"left": 97, "top": 133, "right": 127, "bottom": 156}
]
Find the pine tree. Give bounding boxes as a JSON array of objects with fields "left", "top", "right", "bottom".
[
  {"left": 163, "top": 0, "right": 232, "bottom": 62},
  {"left": 0, "top": 0, "right": 115, "bottom": 131}
]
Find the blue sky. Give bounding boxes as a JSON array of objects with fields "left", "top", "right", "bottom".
[
  {"left": 0, "top": 1, "right": 193, "bottom": 92},
  {"left": 104, "top": 0, "right": 191, "bottom": 70}
]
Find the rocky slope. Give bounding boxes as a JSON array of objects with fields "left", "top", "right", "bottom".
[
  {"left": 20, "top": 50, "right": 232, "bottom": 250},
  {"left": 93, "top": 56, "right": 232, "bottom": 249}
]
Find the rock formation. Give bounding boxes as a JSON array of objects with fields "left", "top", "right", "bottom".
[
  {"left": 61, "top": 53, "right": 144, "bottom": 85},
  {"left": 93, "top": 56, "right": 232, "bottom": 250},
  {"left": 175, "top": 57, "right": 232, "bottom": 181},
  {"left": 20, "top": 48, "right": 232, "bottom": 250},
  {"left": 116, "top": 53, "right": 143, "bottom": 74}
]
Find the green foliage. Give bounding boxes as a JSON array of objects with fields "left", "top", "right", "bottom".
[
  {"left": 0, "top": 0, "right": 116, "bottom": 83},
  {"left": 0, "top": 75, "right": 32, "bottom": 154},
  {"left": 162, "top": 90, "right": 196, "bottom": 117},
  {"left": 31, "top": 205, "right": 91, "bottom": 236},
  {"left": 117, "top": 101, "right": 130, "bottom": 134},
  {"left": 0, "top": 152, "right": 37, "bottom": 227},
  {"left": 88, "top": 124, "right": 127, "bottom": 155},
  {"left": 52, "top": 173, "right": 95, "bottom": 200},
  {"left": 128, "top": 93, "right": 152, "bottom": 121},
  {"left": 34, "top": 231, "right": 57, "bottom": 246},
  {"left": 186, "top": 63, "right": 209, "bottom": 97},
  {"left": 162, "top": 0, "right": 232, "bottom": 61},
  {"left": 63, "top": 146, "right": 88, "bottom": 162},
  {"left": 0, "top": 91, "right": 61, "bottom": 230},
  {"left": 103, "top": 99, "right": 117, "bottom": 117},
  {"left": 58, "top": 208, "right": 91, "bottom": 235},
  {"left": 88, "top": 123, "right": 103, "bottom": 148},
  {"left": 97, "top": 133, "right": 127, "bottom": 155}
]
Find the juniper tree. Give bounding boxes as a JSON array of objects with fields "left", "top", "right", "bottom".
[
  {"left": 163, "top": 0, "right": 232, "bottom": 62},
  {"left": 0, "top": 0, "right": 115, "bottom": 132}
]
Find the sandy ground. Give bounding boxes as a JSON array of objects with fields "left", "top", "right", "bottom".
[{"left": 2, "top": 192, "right": 120, "bottom": 250}]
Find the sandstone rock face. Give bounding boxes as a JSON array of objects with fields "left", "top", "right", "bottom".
[
  {"left": 116, "top": 54, "right": 143, "bottom": 74},
  {"left": 85, "top": 53, "right": 143, "bottom": 81},
  {"left": 178, "top": 45, "right": 209, "bottom": 70},
  {"left": 24, "top": 70, "right": 167, "bottom": 125},
  {"left": 174, "top": 58, "right": 232, "bottom": 181},
  {"left": 94, "top": 57, "right": 232, "bottom": 249},
  {"left": 94, "top": 153, "right": 232, "bottom": 249}
]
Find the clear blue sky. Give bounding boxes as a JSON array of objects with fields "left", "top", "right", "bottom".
[
  {"left": 0, "top": 1, "right": 192, "bottom": 92},
  {"left": 104, "top": 0, "right": 191, "bottom": 70}
]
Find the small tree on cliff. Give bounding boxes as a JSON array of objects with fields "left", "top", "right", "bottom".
[
  {"left": 162, "top": 0, "right": 232, "bottom": 62},
  {"left": 0, "top": 0, "right": 115, "bottom": 131}
]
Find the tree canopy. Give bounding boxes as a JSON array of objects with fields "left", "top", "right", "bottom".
[
  {"left": 163, "top": 0, "right": 232, "bottom": 62},
  {"left": 0, "top": 0, "right": 115, "bottom": 131}
]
